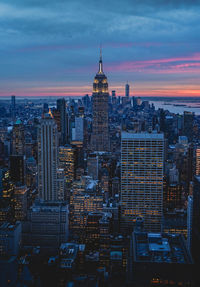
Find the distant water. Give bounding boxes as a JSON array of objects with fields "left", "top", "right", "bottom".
[{"left": 148, "top": 100, "right": 200, "bottom": 115}]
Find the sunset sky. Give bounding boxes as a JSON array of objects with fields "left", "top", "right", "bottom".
[{"left": 1, "top": 0, "right": 200, "bottom": 97}]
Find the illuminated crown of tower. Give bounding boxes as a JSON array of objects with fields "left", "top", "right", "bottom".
[{"left": 93, "top": 46, "right": 108, "bottom": 93}]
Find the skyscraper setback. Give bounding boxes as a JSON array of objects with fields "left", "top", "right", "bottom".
[
  {"left": 121, "top": 132, "right": 164, "bottom": 232},
  {"left": 91, "top": 50, "right": 109, "bottom": 152}
]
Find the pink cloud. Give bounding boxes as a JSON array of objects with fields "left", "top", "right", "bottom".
[{"left": 105, "top": 53, "right": 200, "bottom": 74}]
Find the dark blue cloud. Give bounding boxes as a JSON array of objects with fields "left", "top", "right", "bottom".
[{"left": 0, "top": 0, "right": 200, "bottom": 96}]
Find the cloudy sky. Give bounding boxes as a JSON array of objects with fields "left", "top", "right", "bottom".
[{"left": 1, "top": 0, "right": 200, "bottom": 97}]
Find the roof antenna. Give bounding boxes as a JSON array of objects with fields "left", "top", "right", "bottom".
[{"left": 98, "top": 44, "right": 103, "bottom": 74}]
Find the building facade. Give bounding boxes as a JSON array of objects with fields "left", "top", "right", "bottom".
[
  {"left": 121, "top": 132, "right": 164, "bottom": 232},
  {"left": 38, "top": 113, "right": 58, "bottom": 202},
  {"left": 57, "top": 98, "right": 68, "bottom": 145},
  {"left": 91, "top": 51, "right": 109, "bottom": 152},
  {"left": 23, "top": 202, "right": 68, "bottom": 250},
  {"left": 12, "top": 120, "right": 25, "bottom": 155}
]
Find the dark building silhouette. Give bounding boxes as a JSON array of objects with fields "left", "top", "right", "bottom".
[
  {"left": 183, "top": 111, "right": 194, "bottom": 142},
  {"left": 130, "top": 232, "right": 194, "bottom": 286},
  {"left": 192, "top": 176, "right": 200, "bottom": 267},
  {"left": 10, "top": 155, "right": 25, "bottom": 185},
  {"left": 125, "top": 82, "right": 129, "bottom": 98},
  {"left": 57, "top": 98, "right": 68, "bottom": 145},
  {"left": 43, "top": 103, "right": 49, "bottom": 114},
  {"left": 12, "top": 120, "right": 25, "bottom": 156}
]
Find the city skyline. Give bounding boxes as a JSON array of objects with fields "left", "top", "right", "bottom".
[{"left": 1, "top": 1, "right": 200, "bottom": 98}]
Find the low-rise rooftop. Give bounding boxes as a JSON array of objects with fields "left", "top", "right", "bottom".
[{"left": 133, "top": 232, "right": 193, "bottom": 264}]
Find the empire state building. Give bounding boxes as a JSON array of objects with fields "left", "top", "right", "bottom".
[{"left": 91, "top": 51, "right": 110, "bottom": 152}]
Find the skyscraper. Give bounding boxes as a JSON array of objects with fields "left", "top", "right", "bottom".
[
  {"left": 125, "top": 82, "right": 129, "bottom": 98},
  {"left": 74, "top": 116, "right": 84, "bottom": 142},
  {"left": 10, "top": 155, "right": 25, "bottom": 185},
  {"left": 12, "top": 120, "right": 25, "bottom": 155},
  {"left": 192, "top": 176, "right": 200, "bottom": 265},
  {"left": 91, "top": 50, "right": 109, "bottom": 152},
  {"left": 38, "top": 112, "right": 58, "bottom": 201},
  {"left": 59, "top": 145, "right": 76, "bottom": 184},
  {"left": 121, "top": 132, "right": 164, "bottom": 232},
  {"left": 57, "top": 98, "right": 68, "bottom": 145},
  {"left": 195, "top": 147, "right": 200, "bottom": 175}
]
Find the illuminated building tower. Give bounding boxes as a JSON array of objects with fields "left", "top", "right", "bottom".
[
  {"left": 57, "top": 168, "right": 65, "bottom": 201},
  {"left": 163, "top": 182, "right": 183, "bottom": 211},
  {"left": 121, "top": 132, "right": 164, "bottom": 233},
  {"left": 195, "top": 147, "right": 200, "bottom": 175},
  {"left": 38, "top": 112, "right": 58, "bottom": 202},
  {"left": 91, "top": 50, "right": 109, "bottom": 152},
  {"left": 12, "top": 185, "right": 28, "bottom": 221},
  {"left": 69, "top": 177, "right": 102, "bottom": 237},
  {"left": 59, "top": 145, "right": 76, "bottom": 184},
  {"left": 1, "top": 170, "right": 14, "bottom": 201},
  {"left": 0, "top": 168, "right": 6, "bottom": 198},
  {"left": 163, "top": 166, "right": 183, "bottom": 212},
  {"left": 101, "top": 168, "right": 109, "bottom": 198},
  {"left": 70, "top": 193, "right": 103, "bottom": 236},
  {"left": 125, "top": 82, "right": 129, "bottom": 98},
  {"left": 57, "top": 98, "right": 68, "bottom": 145},
  {"left": 85, "top": 212, "right": 112, "bottom": 252},
  {"left": 12, "top": 120, "right": 25, "bottom": 155}
]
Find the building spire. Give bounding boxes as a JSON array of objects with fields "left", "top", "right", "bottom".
[{"left": 98, "top": 45, "right": 103, "bottom": 74}]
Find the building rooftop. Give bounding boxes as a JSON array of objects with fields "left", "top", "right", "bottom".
[
  {"left": 15, "top": 119, "right": 22, "bottom": 125},
  {"left": 60, "top": 243, "right": 78, "bottom": 269},
  {"left": 60, "top": 243, "right": 78, "bottom": 260},
  {"left": 133, "top": 232, "right": 193, "bottom": 264},
  {"left": 86, "top": 179, "right": 98, "bottom": 190},
  {"left": 31, "top": 201, "right": 68, "bottom": 212},
  {"left": 121, "top": 131, "right": 164, "bottom": 140},
  {"left": 14, "top": 186, "right": 27, "bottom": 195}
]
